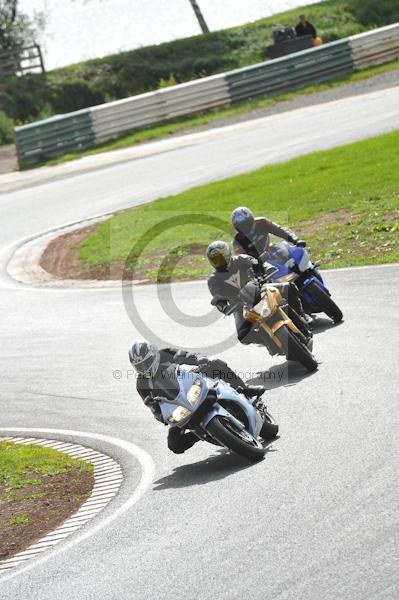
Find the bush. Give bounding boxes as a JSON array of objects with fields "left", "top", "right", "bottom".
[
  {"left": 50, "top": 81, "right": 106, "bottom": 113},
  {"left": 0, "top": 75, "right": 52, "bottom": 122},
  {"left": 348, "top": 0, "right": 399, "bottom": 27},
  {"left": 0, "top": 111, "right": 13, "bottom": 145}
]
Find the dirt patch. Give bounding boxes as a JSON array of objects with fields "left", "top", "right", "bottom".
[
  {"left": 40, "top": 224, "right": 118, "bottom": 280},
  {"left": 296, "top": 209, "right": 358, "bottom": 235},
  {"left": 0, "top": 144, "right": 17, "bottom": 175},
  {"left": 0, "top": 469, "right": 94, "bottom": 561},
  {"left": 40, "top": 224, "right": 207, "bottom": 282}
]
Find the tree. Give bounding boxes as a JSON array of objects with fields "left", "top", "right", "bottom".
[{"left": 0, "top": 1, "right": 43, "bottom": 50}]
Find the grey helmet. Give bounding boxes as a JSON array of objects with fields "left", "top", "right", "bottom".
[
  {"left": 129, "top": 339, "right": 160, "bottom": 377},
  {"left": 206, "top": 240, "right": 232, "bottom": 271}
]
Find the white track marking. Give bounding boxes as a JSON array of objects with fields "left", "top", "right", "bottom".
[{"left": 0, "top": 428, "right": 155, "bottom": 583}]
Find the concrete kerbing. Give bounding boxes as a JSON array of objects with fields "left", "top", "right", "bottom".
[
  {"left": 0, "top": 436, "right": 123, "bottom": 573},
  {"left": 6, "top": 214, "right": 149, "bottom": 289}
]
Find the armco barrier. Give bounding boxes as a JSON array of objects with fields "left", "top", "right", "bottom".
[
  {"left": 14, "top": 110, "right": 94, "bottom": 169},
  {"left": 350, "top": 23, "right": 399, "bottom": 70},
  {"left": 159, "top": 73, "right": 230, "bottom": 120},
  {"left": 13, "top": 23, "right": 399, "bottom": 169},
  {"left": 91, "top": 73, "right": 229, "bottom": 145},
  {"left": 225, "top": 39, "right": 352, "bottom": 103},
  {"left": 91, "top": 90, "right": 165, "bottom": 145}
]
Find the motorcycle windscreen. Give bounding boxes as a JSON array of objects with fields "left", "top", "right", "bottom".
[
  {"left": 159, "top": 369, "right": 210, "bottom": 423},
  {"left": 288, "top": 245, "right": 312, "bottom": 271}
]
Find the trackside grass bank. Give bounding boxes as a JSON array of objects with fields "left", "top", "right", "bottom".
[{"left": 71, "top": 131, "right": 399, "bottom": 283}]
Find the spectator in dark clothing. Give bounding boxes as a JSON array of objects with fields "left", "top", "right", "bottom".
[{"left": 295, "top": 14, "right": 317, "bottom": 39}]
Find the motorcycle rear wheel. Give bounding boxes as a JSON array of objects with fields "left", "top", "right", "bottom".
[
  {"left": 207, "top": 416, "right": 265, "bottom": 461},
  {"left": 276, "top": 325, "right": 318, "bottom": 372},
  {"left": 306, "top": 282, "right": 343, "bottom": 323}
]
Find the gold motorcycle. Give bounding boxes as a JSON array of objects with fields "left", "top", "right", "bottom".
[{"left": 225, "top": 269, "right": 318, "bottom": 372}]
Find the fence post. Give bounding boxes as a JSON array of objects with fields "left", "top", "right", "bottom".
[{"left": 36, "top": 44, "right": 46, "bottom": 73}]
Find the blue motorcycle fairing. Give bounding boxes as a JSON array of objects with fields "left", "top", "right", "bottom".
[
  {"left": 268, "top": 242, "right": 331, "bottom": 313},
  {"left": 201, "top": 380, "right": 264, "bottom": 438},
  {"left": 158, "top": 369, "right": 263, "bottom": 439},
  {"left": 159, "top": 368, "right": 210, "bottom": 423}
]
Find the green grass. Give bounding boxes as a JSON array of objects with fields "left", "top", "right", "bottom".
[
  {"left": 0, "top": 441, "right": 93, "bottom": 492},
  {"left": 46, "top": 59, "right": 399, "bottom": 167},
  {"left": 9, "top": 514, "right": 29, "bottom": 526},
  {"left": 75, "top": 131, "right": 399, "bottom": 282}
]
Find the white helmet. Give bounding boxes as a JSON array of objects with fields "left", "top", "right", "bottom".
[{"left": 129, "top": 339, "right": 160, "bottom": 377}]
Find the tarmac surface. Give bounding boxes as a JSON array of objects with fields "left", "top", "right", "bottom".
[{"left": 1, "top": 86, "right": 398, "bottom": 599}]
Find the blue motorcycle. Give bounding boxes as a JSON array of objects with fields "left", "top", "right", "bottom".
[
  {"left": 265, "top": 242, "right": 343, "bottom": 323},
  {"left": 159, "top": 367, "right": 278, "bottom": 461}
]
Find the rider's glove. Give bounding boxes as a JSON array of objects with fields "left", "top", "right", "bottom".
[
  {"left": 215, "top": 300, "right": 230, "bottom": 315},
  {"left": 197, "top": 356, "right": 210, "bottom": 369},
  {"left": 143, "top": 395, "right": 166, "bottom": 424},
  {"left": 295, "top": 239, "right": 307, "bottom": 247}
]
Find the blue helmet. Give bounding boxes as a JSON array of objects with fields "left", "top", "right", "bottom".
[
  {"left": 129, "top": 339, "right": 160, "bottom": 377},
  {"left": 231, "top": 206, "right": 255, "bottom": 235}
]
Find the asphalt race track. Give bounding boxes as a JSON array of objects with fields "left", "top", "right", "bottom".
[{"left": 1, "top": 88, "right": 399, "bottom": 599}]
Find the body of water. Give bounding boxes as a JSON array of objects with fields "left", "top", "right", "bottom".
[{"left": 22, "top": 0, "right": 324, "bottom": 70}]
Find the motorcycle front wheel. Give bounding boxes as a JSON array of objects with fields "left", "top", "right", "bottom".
[
  {"left": 306, "top": 282, "right": 343, "bottom": 323},
  {"left": 260, "top": 410, "right": 279, "bottom": 441},
  {"left": 207, "top": 416, "right": 265, "bottom": 461},
  {"left": 276, "top": 325, "right": 318, "bottom": 372}
]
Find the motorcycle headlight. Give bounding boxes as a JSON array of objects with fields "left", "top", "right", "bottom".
[
  {"left": 169, "top": 406, "right": 192, "bottom": 424},
  {"left": 187, "top": 379, "right": 202, "bottom": 406},
  {"left": 275, "top": 273, "right": 298, "bottom": 283},
  {"left": 168, "top": 379, "right": 202, "bottom": 424}
]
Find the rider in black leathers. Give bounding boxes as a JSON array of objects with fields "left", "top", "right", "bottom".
[
  {"left": 129, "top": 341, "right": 265, "bottom": 454},
  {"left": 231, "top": 206, "right": 306, "bottom": 264},
  {"left": 206, "top": 240, "right": 311, "bottom": 347}
]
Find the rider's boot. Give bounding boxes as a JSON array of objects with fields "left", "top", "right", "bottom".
[{"left": 238, "top": 385, "right": 266, "bottom": 398}]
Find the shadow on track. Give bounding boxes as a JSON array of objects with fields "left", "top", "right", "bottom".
[
  {"left": 310, "top": 317, "right": 344, "bottom": 335},
  {"left": 153, "top": 443, "right": 278, "bottom": 490},
  {"left": 245, "top": 360, "right": 316, "bottom": 391}
]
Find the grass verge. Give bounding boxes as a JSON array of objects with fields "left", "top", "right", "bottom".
[
  {"left": 71, "top": 130, "right": 399, "bottom": 283},
  {"left": 0, "top": 441, "right": 94, "bottom": 560},
  {"left": 0, "top": 441, "right": 93, "bottom": 491},
  {"left": 46, "top": 59, "right": 399, "bottom": 167}
]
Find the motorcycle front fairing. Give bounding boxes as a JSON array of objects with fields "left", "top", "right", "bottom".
[
  {"left": 269, "top": 242, "right": 331, "bottom": 312},
  {"left": 158, "top": 369, "right": 210, "bottom": 425},
  {"left": 159, "top": 369, "right": 263, "bottom": 440}
]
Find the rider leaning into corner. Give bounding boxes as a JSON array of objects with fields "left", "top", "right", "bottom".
[
  {"left": 129, "top": 340, "right": 265, "bottom": 454},
  {"left": 231, "top": 205, "right": 307, "bottom": 261},
  {"left": 206, "top": 240, "right": 311, "bottom": 347}
]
